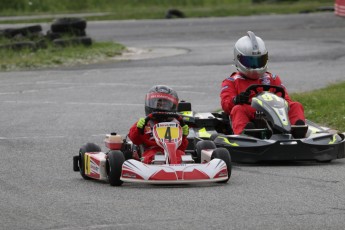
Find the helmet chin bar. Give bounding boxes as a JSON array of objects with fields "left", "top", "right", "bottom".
[{"left": 236, "top": 63, "right": 267, "bottom": 80}]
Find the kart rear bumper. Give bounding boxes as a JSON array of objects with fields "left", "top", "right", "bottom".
[{"left": 213, "top": 133, "right": 345, "bottom": 163}]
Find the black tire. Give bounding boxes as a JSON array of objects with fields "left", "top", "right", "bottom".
[
  {"left": 53, "top": 36, "right": 92, "bottom": 47},
  {"left": 79, "top": 143, "right": 101, "bottom": 180},
  {"left": 36, "top": 39, "right": 47, "bottom": 49},
  {"left": 195, "top": 140, "right": 216, "bottom": 163},
  {"left": 3, "top": 25, "right": 42, "bottom": 38},
  {"left": 45, "top": 30, "right": 62, "bottom": 41},
  {"left": 51, "top": 17, "right": 87, "bottom": 33},
  {"left": 46, "top": 30, "right": 86, "bottom": 39},
  {"left": 0, "top": 41, "right": 36, "bottom": 51},
  {"left": 211, "top": 148, "right": 232, "bottom": 183},
  {"left": 165, "top": 9, "right": 185, "bottom": 19},
  {"left": 107, "top": 150, "right": 125, "bottom": 186}
]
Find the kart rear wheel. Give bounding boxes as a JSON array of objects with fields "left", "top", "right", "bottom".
[
  {"left": 107, "top": 150, "right": 125, "bottom": 186},
  {"left": 79, "top": 143, "right": 101, "bottom": 180},
  {"left": 195, "top": 140, "right": 216, "bottom": 163},
  {"left": 211, "top": 148, "right": 232, "bottom": 183}
]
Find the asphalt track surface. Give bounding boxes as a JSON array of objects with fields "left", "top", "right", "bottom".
[{"left": 1, "top": 13, "right": 345, "bottom": 230}]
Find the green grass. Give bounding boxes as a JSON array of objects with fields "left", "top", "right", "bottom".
[
  {"left": 291, "top": 82, "right": 345, "bottom": 132},
  {"left": 0, "top": 0, "right": 335, "bottom": 23},
  {"left": 0, "top": 40, "right": 125, "bottom": 71}
]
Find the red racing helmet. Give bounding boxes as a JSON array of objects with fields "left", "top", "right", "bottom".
[{"left": 145, "top": 85, "right": 179, "bottom": 115}]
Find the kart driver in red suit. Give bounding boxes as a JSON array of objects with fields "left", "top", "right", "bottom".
[
  {"left": 128, "top": 85, "right": 189, "bottom": 164},
  {"left": 220, "top": 31, "right": 305, "bottom": 135}
]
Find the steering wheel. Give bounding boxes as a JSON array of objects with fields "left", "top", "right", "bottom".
[
  {"left": 139, "top": 112, "right": 185, "bottom": 134},
  {"left": 245, "top": 84, "right": 285, "bottom": 99}
]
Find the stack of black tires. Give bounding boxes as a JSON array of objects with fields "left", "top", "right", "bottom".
[
  {"left": 0, "top": 17, "right": 92, "bottom": 51},
  {"left": 46, "top": 17, "right": 92, "bottom": 47},
  {"left": 0, "top": 24, "right": 43, "bottom": 51}
]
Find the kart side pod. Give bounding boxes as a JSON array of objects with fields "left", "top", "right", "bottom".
[{"left": 104, "top": 133, "right": 123, "bottom": 150}]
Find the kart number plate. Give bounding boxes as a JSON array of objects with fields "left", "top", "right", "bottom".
[{"left": 155, "top": 123, "right": 180, "bottom": 140}]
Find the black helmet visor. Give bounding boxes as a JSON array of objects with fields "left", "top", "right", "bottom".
[{"left": 238, "top": 53, "right": 268, "bottom": 69}]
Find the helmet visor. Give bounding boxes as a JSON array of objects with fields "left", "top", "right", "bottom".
[
  {"left": 145, "top": 92, "right": 178, "bottom": 112},
  {"left": 238, "top": 53, "right": 268, "bottom": 69}
]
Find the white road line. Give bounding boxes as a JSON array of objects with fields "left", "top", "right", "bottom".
[
  {"left": 0, "top": 100, "right": 143, "bottom": 106},
  {"left": 0, "top": 135, "right": 66, "bottom": 140},
  {"left": 0, "top": 134, "right": 112, "bottom": 140}
]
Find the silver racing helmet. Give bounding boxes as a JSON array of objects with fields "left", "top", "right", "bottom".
[{"left": 234, "top": 31, "right": 268, "bottom": 79}]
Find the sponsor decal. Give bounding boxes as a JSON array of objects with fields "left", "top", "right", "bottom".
[
  {"left": 226, "top": 76, "right": 235, "bottom": 81},
  {"left": 261, "top": 76, "right": 270, "bottom": 85},
  {"left": 198, "top": 127, "right": 211, "bottom": 138},
  {"left": 329, "top": 134, "right": 337, "bottom": 144},
  {"left": 221, "top": 85, "right": 229, "bottom": 92},
  {"left": 158, "top": 123, "right": 177, "bottom": 127},
  {"left": 218, "top": 171, "right": 228, "bottom": 177},
  {"left": 90, "top": 160, "right": 99, "bottom": 173},
  {"left": 85, "top": 154, "right": 90, "bottom": 175},
  {"left": 217, "top": 136, "right": 239, "bottom": 146},
  {"left": 232, "top": 75, "right": 244, "bottom": 80},
  {"left": 122, "top": 172, "right": 137, "bottom": 178},
  {"left": 146, "top": 92, "right": 178, "bottom": 104}
]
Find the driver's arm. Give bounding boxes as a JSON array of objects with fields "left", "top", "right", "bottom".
[
  {"left": 178, "top": 136, "right": 189, "bottom": 152},
  {"left": 128, "top": 121, "right": 157, "bottom": 147},
  {"left": 128, "top": 122, "right": 143, "bottom": 145},
  {"left": 220, "top": 79, "right": 238, "bottom": 115},
  {"left": 271, "top": 75, "right": 293, "bottom": 104}
]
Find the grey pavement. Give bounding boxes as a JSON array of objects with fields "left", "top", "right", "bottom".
[{"left": 0, "top": 12, "right": 345, "bottom": 230}]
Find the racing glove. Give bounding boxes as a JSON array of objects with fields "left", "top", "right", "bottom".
[
  {"left": 136, "top": 118, "right": 146, "bottom": 129},
  {"left": 233, "top": 91, "right": 250, "bottom": 105},
  {"left": 182, "top": 124, "right": 189, "bottom": 136}
]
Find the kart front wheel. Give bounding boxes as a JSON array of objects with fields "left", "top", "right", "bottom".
[
  {"left": 211, "top": 148, "right": 232, "bottom": 183},
  {"left": 107, "top": 150, "right": 125, "bottom": 186},
  {"left": 79, "top": 143, "right": 101, "bottom": 180},
  {"left": 195, "top": 140, "right": 216, "bottom": 163}
]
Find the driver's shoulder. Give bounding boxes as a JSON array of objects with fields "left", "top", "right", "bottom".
[
  {"left": 264, "top": 72, "right": 280, "bottom": 80},
  {"left": 225, "top": 72, "right": 246, "bottom": 81}
]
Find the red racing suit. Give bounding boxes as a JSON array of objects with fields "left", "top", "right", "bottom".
[
  {"left": 220, "top": 72, "right": 305, "bottom": 134},
  {"left": 128, "top": 119, "right": 188, "bottom": 164}
]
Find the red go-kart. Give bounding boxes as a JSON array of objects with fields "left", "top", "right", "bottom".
[{"left": 73, "top": 112, "right": 232, "bottom": 186}]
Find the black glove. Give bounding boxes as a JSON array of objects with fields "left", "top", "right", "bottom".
[{"left": 233, "top": 91, "right": 250, "bottom": 105}]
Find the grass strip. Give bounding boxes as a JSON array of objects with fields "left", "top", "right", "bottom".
[
  {"left": 0, "top": 41, "right": 125, "bottom": 71},
  {"left": 0, "top": 0, "right": 335, "bottom": 23},
  {"left": 291, "top": 82, "right": 345, "bottom": 132}
]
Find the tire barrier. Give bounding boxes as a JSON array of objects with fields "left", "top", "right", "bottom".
[
  {"left": 53, "top": 37, "right": 92, "bottom": 47},
  {"left": 1, "top": 25, "right": 42, "bottom": 38},
  {"left": 335, "top": 0, "right": 345, "bottom": 16},
  {"left": 51, "top": 17, "right": 87, "bottom": 34},
  {"left": 0, "top": 41, "right": 37, "bottom": 51},
  {"left": 165, "top": 9, "right": 185, "bottom": 19},
  {"left": 0, "top": 17, "right": 92, "bottom": 51}
]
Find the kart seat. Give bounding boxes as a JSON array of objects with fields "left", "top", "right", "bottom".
[
  {"left": 178, "top": 101, "right": 191, "bottom": 112},
  {"left": 243, "top": 128, "right": 272, "bottom": 139}
]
